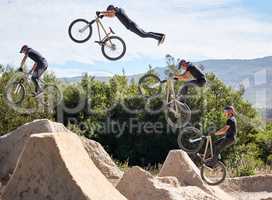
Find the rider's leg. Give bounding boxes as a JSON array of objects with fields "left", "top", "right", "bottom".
[
  {"left": 211, "top": 138, "right": 235, "bottom": 163},
  {"left": 31, "top": 74, "right": 39, "bottom": 93},
  {"left": 178, "top": 78, "right": 206, "bottom": 102},
  {"left": 31, "top": 65, "right": 47, "bottom": 94},
  {"left": 128, "top": 23, "right": 162, "bottom": 41}
]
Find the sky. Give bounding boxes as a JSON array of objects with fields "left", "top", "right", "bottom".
[{"left": 0, "top": 0, "right": 272, "bottom": 77}]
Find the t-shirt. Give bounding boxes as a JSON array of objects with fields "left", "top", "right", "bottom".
[
  {"left": 226, "top": 116, "right": 237, "bottom": 139},
  {"left": 27, "top": 48, "right": 47, "bottom": 67},
  {"left": 114, "top": 7, "right": 134, "bottom": 29},
  {"left": 186, "top": 63, "right": 205, "bottom": 80}
]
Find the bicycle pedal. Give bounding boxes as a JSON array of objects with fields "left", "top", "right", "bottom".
[{"left": 94, "top": 41, "right": 103, "bottom": 45}]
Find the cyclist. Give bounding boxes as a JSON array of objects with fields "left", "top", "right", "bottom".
[
  {"left": 97, "top": 5, "right": 166, "bottom": 46},
  {"left": 207, "top": 106, "right": 237, "bottom": 167},
  {"left": 174, "top": 59, "right": 206, "bottom": 100},
  {"left": 19, "top": 45, "right": 48, "bottom": 96}
]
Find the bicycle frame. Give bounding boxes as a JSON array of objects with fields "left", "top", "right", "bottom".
[
  {"left": 190, "top": 135, "right": 214, "bottom": 162},
  {"left": 17, "top": 71, "right": 45, "bottom": 94},
  {"left": 85, "top": 17, "right": 114, "bottom": 44}
]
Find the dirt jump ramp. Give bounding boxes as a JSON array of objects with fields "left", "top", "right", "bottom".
[
  {"left": 0, "top": 119, "right": 123, "bottom": 186},
  {"left": 0, "top": 119, "right": 70, "bottom": 184},
  {"left": 1, "top": 132, "right": 127, "bottom": 200},
  {"left": 158, "top": 150, "right": 235, "bottom": 200}
]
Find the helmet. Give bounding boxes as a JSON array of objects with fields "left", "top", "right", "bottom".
[
  {"left": 224, "top": 106, "right": 236, "bottom": 115},
  {"left": 107, "top": 5, "right": 115, "bottom": 11},
  {"left": 20, "top": 45, "right": 29, "bottom": 53},
  {"left": 178, "top": 59, "right": 189, "bottom": 69}
]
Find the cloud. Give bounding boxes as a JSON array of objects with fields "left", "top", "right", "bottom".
[{"left": 0, "top": 0, "right": 271, "bottom": 76}]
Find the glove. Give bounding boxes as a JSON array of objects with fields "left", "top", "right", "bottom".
[
  {"left": 99, "top": 15, "right": 104, "bottom": 19},
  {"left": 17, "top": 68, "right": 23, "bottom": 72},
  {"left": 174, "top": 76, "right": 179, "bottom": 80}
]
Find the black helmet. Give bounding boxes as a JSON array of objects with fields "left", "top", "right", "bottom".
[
  {"left": 224, "top": 106, "right": 236, "bottom": 115},
  {"left": 20, "top": 45, "right": 29, "bottom": 53},
  {"left": 107, "top": 5, "right": 115, "bottom": 11},
  {"left": 177, "top": 59, "right": 189, "bottom": 69}
]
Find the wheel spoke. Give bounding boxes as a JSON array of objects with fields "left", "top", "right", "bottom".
[{"left": 102, "top": 36, "right": 126, "bottom": 60}]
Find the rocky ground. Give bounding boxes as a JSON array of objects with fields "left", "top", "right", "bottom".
[{"left": 0, "top": 119, "right": 271, "bottom": 200}]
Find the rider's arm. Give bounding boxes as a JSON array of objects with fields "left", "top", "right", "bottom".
[
  {"left": 20, "top": 55, "right": 27, "bottom": 69},
  {"left": 29, "top": 63, "right": 37, "bottom": 74},
  {"left": 99, "top": 11, "right": 115, "bottom": 17},
  {"left": 175, "top": 71, "right": 191, "bottom": 81},
  {"left": 214, "top": 125, "right": 230, "bottom": 136}
]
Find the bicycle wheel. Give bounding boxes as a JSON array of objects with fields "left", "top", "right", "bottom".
[
  {"left": 165, "top": 100, "right": 191, "bottom": 128},
  {"left": 39, "top": 84, "right": 62, "bottom": 108},
  {"left": 101, "top": 36, "right": 126, "bottom": 61},
  {"left": 177, "top": 127, "right": 203, "bottom": 153},
  {"left": 201, "top": 161, "right": 227, "bottom": 185},
  {"left": 138, "top": 74, "right": 162, "bottom": 98},
  {"left": 5, "top": 81, "right": 25, "bottom": 105},
  {"left": 68, "top": 19, "right": 92, "bottom": 43}
]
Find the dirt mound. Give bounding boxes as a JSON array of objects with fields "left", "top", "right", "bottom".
[
  {"left": 222, "top": 175, "right": 272, "bottom": 192},
  {"left": 1, "top": 132, "right": 127, "bottom": 200},
  {"left": 221, "top": 175, "right": 272, "bottom": 200},
  {"left": 117, "top": 166, "right": 216, "bottom": 200},
  {"left": 0, "top": 119, "right": 69, "bottom": 184},
  {"left": 81, "top": 137, "right": 123, "bottom": 185},
  {"left": 0, "top": 119, "right": 122, "bottom": 186},
  {"left": 158, "top": 150, "right": 234, "bottom": 200}
]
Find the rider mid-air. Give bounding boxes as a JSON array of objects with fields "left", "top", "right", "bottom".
[
  {"left": 19, "top": 45, "right": 48, "bottom": 96},
  {"left": 97, "top": 5, "right": 166, "bottom": 46},
  {"left": 174, "top": 59, "right": 207, "bottom": 100}
]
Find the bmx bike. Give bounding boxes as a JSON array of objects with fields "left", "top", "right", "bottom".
[
  {"left": 4, "top": 68, "right": 62, "bottom": 108},
  {"left": 68, "top": 13, "right": 126, "bottom": 61},
  {"left": 138, "top": 73, "right": 191, "bottom": 128},
  {"left": 178, "top": 127, "right": 227, "bottom": 185}
]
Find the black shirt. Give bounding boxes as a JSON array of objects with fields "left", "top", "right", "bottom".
[
  {"left": 186, "top": 63, "right": 205, "bottom": 80},
  {"left": 226, "top": 116, "right": 237, "bottom": 139},
  {"left": 114, "top": 7, "right": 134, "bottom": 29},
  {"left": 27, "top": 48, "right": 47, "bottom": 67}
]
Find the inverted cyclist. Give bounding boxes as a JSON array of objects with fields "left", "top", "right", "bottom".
[
  {"left": 19, "top": 45, "right": 48, "bottom": 96},
  {"left": 174, "top": 59, "right": 207, "bottom": 101},
  {"left": 207, "top": 106, "right": 237, "bottom": 167},
  {"left": 96, "top": 5, "right": 166, "bottom": 46}
]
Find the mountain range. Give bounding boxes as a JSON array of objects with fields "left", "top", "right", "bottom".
[{"left": 59, "top": 56, "right": 272, "bottom": 110}]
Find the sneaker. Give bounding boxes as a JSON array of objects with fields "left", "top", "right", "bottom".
[{"left": 158, "top": 34, "right": 166, "bottom": 46}]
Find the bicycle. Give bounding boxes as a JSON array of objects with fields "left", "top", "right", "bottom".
[
  {"left": 4, "top": 68, "right": 62, "bottom": 108},
  {"left": 68, "top": 13, "right": 126, "bottom": 61},
  {"left": 138, "top": 73, "right": 191, "bottom": 128},
  {"left": 178, "top": 127, "right": 227, "bottom": 185}
]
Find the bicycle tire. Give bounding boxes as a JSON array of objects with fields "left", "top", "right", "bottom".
[
  {"left": 101, "top": 36, "right": 126, "bottom": 61},
  {"left": 165, "top": 100, "right": 191, "bottom": 129},
  {"left": 4, "top": 81, "right": 26, "bottom": 105},
  {"left": 39, "top": 84, "right": 62, "bottom": 108},
  {"left": 68, "top": 19, "right": 93, "bottom": 43},
  {"left": 201, "top": 161, "right": 227, "bottom": 185},
  {"left": 177, "top": 127, "right": 203, "bottom": 153},
  {"left": 138, "top": 74, "right": 162, "bottom": 98}
]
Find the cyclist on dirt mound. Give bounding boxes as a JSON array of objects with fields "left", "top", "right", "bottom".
[
  {"left": 97, "top": 5, "right": 166, "bottom": 46},
  {"left": 174, "top": 59, "right": 206, "bottom": 100},
  {"left": 207, "top": 106, "right": 237, "bottom": 167},
  {"left": 19, "top": 45, "right": 48, "bottom": 96}
]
